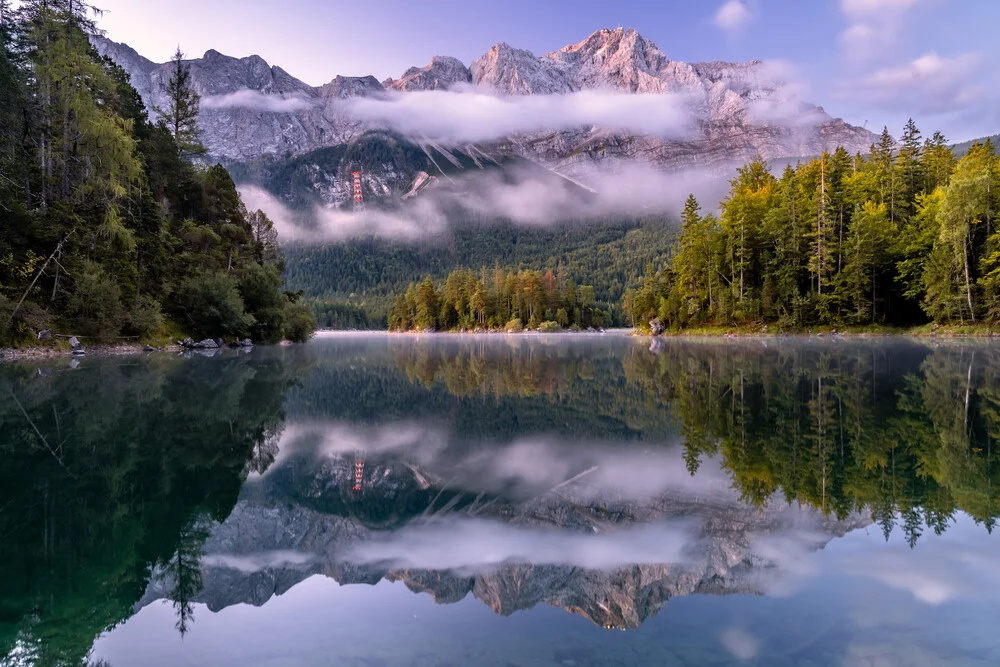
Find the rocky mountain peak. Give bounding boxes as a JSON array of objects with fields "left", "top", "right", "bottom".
[
  {"left": 471, "top": 42, "right": 574, "bottom": 95},
  {"left": 543, "top": 27, "right": 674, "bottom": 93},
  {"left": 384, "top": 55, "right": 472, "bottom": 92},
  {"left": 92, "top": 31, "right": 877, "bottom": 175},
  {"left": 320, "top": 75, "right": 384, "bottom": 99}
]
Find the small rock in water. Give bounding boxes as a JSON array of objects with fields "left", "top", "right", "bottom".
[
  {"left": 143, "top": 344, "right": 156, "bottom": 352},
  {"left": 69, "top": 336, "right": 85, "bottom": 355},
  {"left": 194, "top": 339, "right": 219, "bottom": 349}
]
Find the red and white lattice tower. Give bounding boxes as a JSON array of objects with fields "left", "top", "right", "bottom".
[
  {"left": 353, "top": 458, "right": 364, "bottom": 492},
  {"left": 351, "top": 171, "right": 365, "bottom": 213}
]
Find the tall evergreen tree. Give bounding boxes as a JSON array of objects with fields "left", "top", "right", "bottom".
[{"left": 161, "top": 47, "right": 205, "bottom": 158}]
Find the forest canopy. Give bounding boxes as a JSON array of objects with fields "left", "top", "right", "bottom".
[
  {"left": 0, "top": 1, "right": 315, "bottom": 346},
  {"left": 627, "top": 123, "right": 1000, "bottom": 332}
]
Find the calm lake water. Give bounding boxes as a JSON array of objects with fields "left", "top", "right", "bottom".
[{"left": 3, "top": 332, "right": 1000, "bottom": 666}]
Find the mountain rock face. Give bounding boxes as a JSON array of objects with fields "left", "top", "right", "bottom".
[
  {"left": 138, "top": 449, "right": 867, "bottom": 629},
  {"left": 93, "top": 27, "right": 876, "bottom": 189},
  {"left": 383, "top": 56, "right": 472, "bottom": 91}
]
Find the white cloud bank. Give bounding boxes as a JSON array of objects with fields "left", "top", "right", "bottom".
[
  {"left": 344, "top": 88, "right": 696, "bottom": 143},
  {"left": 238, "top": 159, "right": 730, "bottom": 243},
  {"left": 202, "top": 89, "right": 315, "bottom": 112}
]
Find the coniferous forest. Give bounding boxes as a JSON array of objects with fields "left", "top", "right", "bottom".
[
  {"left": 0, "top": 2, "right": 315, "bottom": 347},
  {"left": 627, "top": 125, "right": 1000, "bottom": 332},
  {"left": 385, "top": 124, "right": 1000, "bottom": 334}
]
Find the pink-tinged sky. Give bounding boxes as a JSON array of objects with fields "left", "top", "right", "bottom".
[{"left": 88, "top": 0, "right": 999, "bottom": 142}]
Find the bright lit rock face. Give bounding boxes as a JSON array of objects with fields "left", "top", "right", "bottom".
[{"left": 93, "top": 27, "right": 875, "bottom": 177}]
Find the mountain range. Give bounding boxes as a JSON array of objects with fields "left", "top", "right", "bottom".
[{"left": 92, "top": 28, "right": 877, "bottom": 209}]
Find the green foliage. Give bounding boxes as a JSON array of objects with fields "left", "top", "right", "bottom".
[
  {"left": 387, "top": 267, "right": 606, "bottom": 332},
  {"left": 160, "top": 47, "right": 206, "bottom": 158},
  {"left": 283, "top": 300, "right": 317, "bottom": 343},
  {"left": 175, "top": 272, "right": 253, "bottom": 340},
  {"left": 283, "top": 218, "right": 675, "bottom": 329},
  {"left": 504, "top": 318, "right": 523, "bottom": 332},
  {"left": 238, "top": 263, "right": 285, "bottom": 343},
  {"left": 126, "top": 295, "right": 165, "bottom": 337},
  {"left": 0, "top": 7, "right": 312, "bottom": 345},
  {"left": 536, "top": 320, "right": 561, "bottom": 332},
  {"left": 65, "top": 261, "right": 125, "bottom": 338},
  {"left": 631, "top": 123, "right": 1000, "bottom": 331}
]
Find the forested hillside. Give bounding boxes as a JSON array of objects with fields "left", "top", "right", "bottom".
[
  {"left": 284, "top": 218, "right": 675, "bottom": 328},
  {"left": 627, "top": 123, "right": 1000, "bottom": 332},
  {"left": 0, "top": 2, "right": 315, "bottom": 347}
]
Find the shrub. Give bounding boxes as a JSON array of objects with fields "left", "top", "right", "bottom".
[
  {"left": 504, "top": 318, "right": 523, "bottom": 333},
  {"left": 175, "top": 272, "right": 254, "bottom": 340},
  {"left": 283, "top": 301, "right": 317, "bottom": 343},
  {"left": 536, "top": 320, "right": 561, "bottom": 333},
  {"left": 238, "top": 263, "right": 286, "bottom": 344},
  {"left": 126, "top": 295, "right": 165, "bottom": 337},
  {"left": 65, "top": 261, "right": 125, "bottom": 338}
]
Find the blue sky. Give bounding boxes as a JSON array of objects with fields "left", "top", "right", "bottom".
[{"left": 91, "top": 0, "right": 999, "bottom": 141}]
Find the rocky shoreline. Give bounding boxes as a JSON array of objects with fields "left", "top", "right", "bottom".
[{"left": 0, "top": 342, "right": 181, "bottom": 362}]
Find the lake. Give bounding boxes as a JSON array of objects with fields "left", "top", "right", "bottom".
[{"left": 3, "top": 332, "right": 1000, "bottom": 666}]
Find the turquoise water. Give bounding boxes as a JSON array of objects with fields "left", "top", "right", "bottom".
[{"left": 3, "top": 333, "right": 1000, "bottom": 666}]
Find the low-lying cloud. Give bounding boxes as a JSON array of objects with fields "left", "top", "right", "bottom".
[
  {"left": 344, "top": 88, "right": 696, "bottom": 143},
  {"left": 202, "top": 89, "right": 315, "bottom": 113},
  {"left": 238, "top": 159, "right": 731, "bottom": 243}
]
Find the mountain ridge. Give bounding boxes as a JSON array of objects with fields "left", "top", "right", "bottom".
[{"left": 91, "top": 28, "right": 877, "bottom": 176}]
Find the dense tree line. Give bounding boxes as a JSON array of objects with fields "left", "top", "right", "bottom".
[
  {"left": 627, "top": 122, "right": 1000, "bottom": 330},
  {"left": 284, "top": 219, "right": 674, "bottom": 328},
  {"left": 387, "top": 268, "right": 608, "bottom": 332},
  {"left": 0, "top": 1, "right": 315, "bottom": 345}
]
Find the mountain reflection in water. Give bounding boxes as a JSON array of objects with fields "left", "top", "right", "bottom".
[{"left": 3, "top": 333, "right": 1000, "bottom": 666}]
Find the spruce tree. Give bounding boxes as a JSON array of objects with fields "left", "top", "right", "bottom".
[
  {"left": 162, "top": 47, "right": 206, "bottom": 158},
  {"left": 896, "top": 118, "right": 924, "bottom": 218}
]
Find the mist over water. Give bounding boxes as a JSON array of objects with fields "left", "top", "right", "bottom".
[{"left": 5, "top": 333, "right": 1000, "bottom": 666}]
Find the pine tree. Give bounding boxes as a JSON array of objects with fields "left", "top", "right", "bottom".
[
  {"left": 161, "top": 47, "right": 205, "bottom": 158},
  {"left": 896, "top": 118, "right": 924, "bottom": 218},
  {"left": 922, "top": 131, "right": 955, "bottom": 192}
]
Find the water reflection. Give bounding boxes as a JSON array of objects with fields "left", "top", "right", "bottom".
[
  {"left": 0, "top": 351, "right": 298, "bottom": 665},
  {"left": 2, "top": 334, "right": 1000, "bottom": 666}
]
